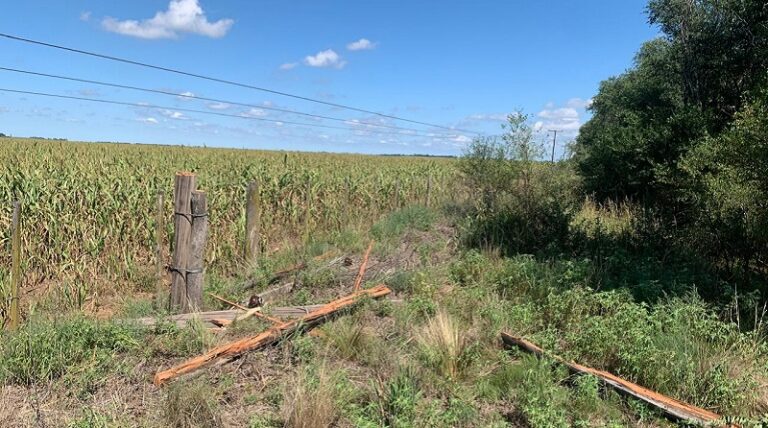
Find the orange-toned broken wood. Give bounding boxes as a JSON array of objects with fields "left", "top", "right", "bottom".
[
  {"left": 154, "top": 284, "right": 391, "bottom": 385},
  {"left": 243, "top": 308, "right": 283, "bottom": 325},
  {"left": 353, "top": 240, "right": 375, "bottom": 291},
  {"left": 500, "top": 332, "right": 730, "bottom": 426}
]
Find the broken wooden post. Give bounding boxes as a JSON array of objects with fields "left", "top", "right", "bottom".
[
  {"left": 9, "top": 201, "right": 21, "bottom": 330},
  {"left": 244, "top": 181, "right": 260, "bottom": 264},
  {"left": 169, "top": 172, "right": 196, "bottom": 313},
  {"left": 353, "top": 240, "right": 374, "bottom": 292},
  {"left": 154, "top": 285, "right": 392, "bottom": 385},
  {"left": 186, "top": 190, "right": 208, "bottom": 312},
  {"left": 154, "top": 190, "right": 165, "bottom": 290}
]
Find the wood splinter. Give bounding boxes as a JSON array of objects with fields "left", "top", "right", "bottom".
[{"left": 154, "top": 285, "right": 391, "bottom": 385}]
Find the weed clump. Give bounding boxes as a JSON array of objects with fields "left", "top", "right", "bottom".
[{"left": 0, "top": 316, "right": 140, "bottom": 385}]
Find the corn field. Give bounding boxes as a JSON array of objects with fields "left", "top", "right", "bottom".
[{"left": 0, "top": 138, "right": 459, "bottom": 304}]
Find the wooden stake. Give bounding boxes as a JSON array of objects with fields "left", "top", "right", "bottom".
[
  {"left": 392, "top": 179, "right": 400, "bottom": 209},
  {"left": 169, "top": 172, "right": 196, "bottom": 313},
  {"left": 154, "top": 190, "right": 165, "bottom": 290},
  {"left": 304, "top": 178, "right": 312, "bottom": 243},
  {"left": 154, "top": 285, "right": 392, "bottom": 385},
  {"left": 245, "top": 181, "right": 260, "bottom": 263},
  {"left": 187, "top": 190, "right": 208, "bottom": 312},
  {"left": 500, "top": 332, "right": 727, "bottom": 426},
  {"left": 9, "top": 201, "right": 21, "bottom": 330},
  {"left": 353, "top": 240, "right": 375, "bottom": 292},
  {"left": 425, "top": 174, "right": 432, "bottom": 208}
]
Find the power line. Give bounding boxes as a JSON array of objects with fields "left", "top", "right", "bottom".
[
  {"left": 0, "top": 88, "right": 462, "bottom": 140},
  {"left": 0, "top": 66, "right": 462, "bottom": 137},
  {"left": 0, "top": 32, "right": 479, "bottom": 135}
]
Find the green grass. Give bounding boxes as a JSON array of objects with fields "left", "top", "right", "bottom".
[
  {"left": 0, "top": 316, "right": 140, "bottom": 385},
  {"left": 1, "top": 194, "right": 766, "bottom": 426}
]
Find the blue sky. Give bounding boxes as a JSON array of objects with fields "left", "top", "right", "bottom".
[{"left": 0, "top": 1, "right": 658, "bottom": 156}]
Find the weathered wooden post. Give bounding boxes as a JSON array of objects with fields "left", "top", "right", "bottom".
[
  {"left": 155, "top": 190, "right": 165, "bottom": 287},
  {"left": 170, "top": 172, "right": 195, "bottom": 312},
  {"left": 304, "top": 178, "right": 312, "bottom": 243},
  {"left": 245, "top": 181, "right": 260, "bottom": 264},
  {"left": 392, "top": 179, "right": 401, "bottom": 209},
  {"left": 187, "top": 190, "right": 208, "bottom": 312},
  {"left": 342, "top": 177, "right": 352, "bottom": 231},
  {"left": 9, "top": 201, "right": 20, "bottom": 330}
]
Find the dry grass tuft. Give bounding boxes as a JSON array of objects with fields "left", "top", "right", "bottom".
[
  {"left": 282, "top": 366, "right": 338, "bottom": 428},
  {"left": 416, "top": 309, "right": 472, "bottom": 380}
]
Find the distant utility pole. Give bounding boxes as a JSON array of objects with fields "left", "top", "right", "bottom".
[{"left": 548, "top": 130, "right": 561, "bottom": 162}]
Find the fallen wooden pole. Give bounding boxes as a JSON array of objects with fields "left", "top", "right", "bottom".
[
  {"left": 154, "top": 285, "right": 391, "bottom": 385},
  {"left": 353, "top": 240, "right": 375, "bottom": 292},
  {"left": 121, "top": 305, "right": 326, "bottom": 329},
  {"left": 500, "top": 332, "right": 728, "bottom": 426}
]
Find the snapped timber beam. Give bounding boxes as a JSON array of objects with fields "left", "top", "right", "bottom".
[{"left": 154, "top": 285, "right": 391, "bottom": 385}]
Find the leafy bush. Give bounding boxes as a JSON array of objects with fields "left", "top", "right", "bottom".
[
  {"left": 484, "top": 254, "right": 768, "bottom": 415},
  {"left": 458, "top": 113, "right": 578, "bottom": 256}
]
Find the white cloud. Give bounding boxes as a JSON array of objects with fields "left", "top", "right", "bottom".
[
  {"left": 102, "top": 0, "right": 234, "bottom": 40},
  {"left": 452, "top": 135, "right": 472, "bottom": 144},
  {"left": 161, "top": 109, "right": 186, "bottom": 120},
  {"left": 279, "top": 62, "right": 298, "bottom": 70},
  {"left": 241, "top": 108, "right": 267, "bottom": 118},
  {"left": 536, "top": 101, "right": 588, "bottom": 135},
  {"left": 346, "top": 38, "right": 376, "bottom": 51},
  {"left": 80, "top": 11, "right": 92, "bottom": 22},
  {"left": 177, "top": 91, "right": 195, "bottom": 100},
  {"left": 207, "top": 102, "right": 230, "bottom": 110},
  {"left": 304, "top": 49, "right": 346, "bottom": 69},
  {"left": 566, "top": 97, "right": 593, "bottom": 109},
  {"left": 467, "top": 113, "right": 507, "bottom": 122},
  {"left": 537, "top": 107, "right": 578, "bottom": 120},
  {"left": 138, "top": 117, "right": 159, "bottom": 124}
]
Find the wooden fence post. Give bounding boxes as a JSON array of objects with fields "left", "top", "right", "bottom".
[
  {"left": 155, "top": 190, "right": 165, "bottom": 287},
  {"left": 245, "top": 181, "right": 260, "bottom": 264},
  {"left": 392, "top": 179, "right": 401, "bottom": 210},
  {"left": 170, "top": 172, "right": 196, "bottom": 313},
  {"left": 304, "top": 178, "right": 311, "bottom": 243},
  {"left": 9, "top": 201, "right": 20, "bottom": 330},
  {"left": 187, "top": 190, "right": 208, "bottom": 312}
]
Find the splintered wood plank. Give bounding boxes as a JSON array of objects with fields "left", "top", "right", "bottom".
[{"left": 154, "top": 285, "right": 391, "bottom": 385}]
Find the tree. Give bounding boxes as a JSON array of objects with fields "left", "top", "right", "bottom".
[
  {"left": 459, "top": 113, "right": 576, "bottom": 254},
  {"left": 576, "top": 0, "right": 768, "bottom": 206}
]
